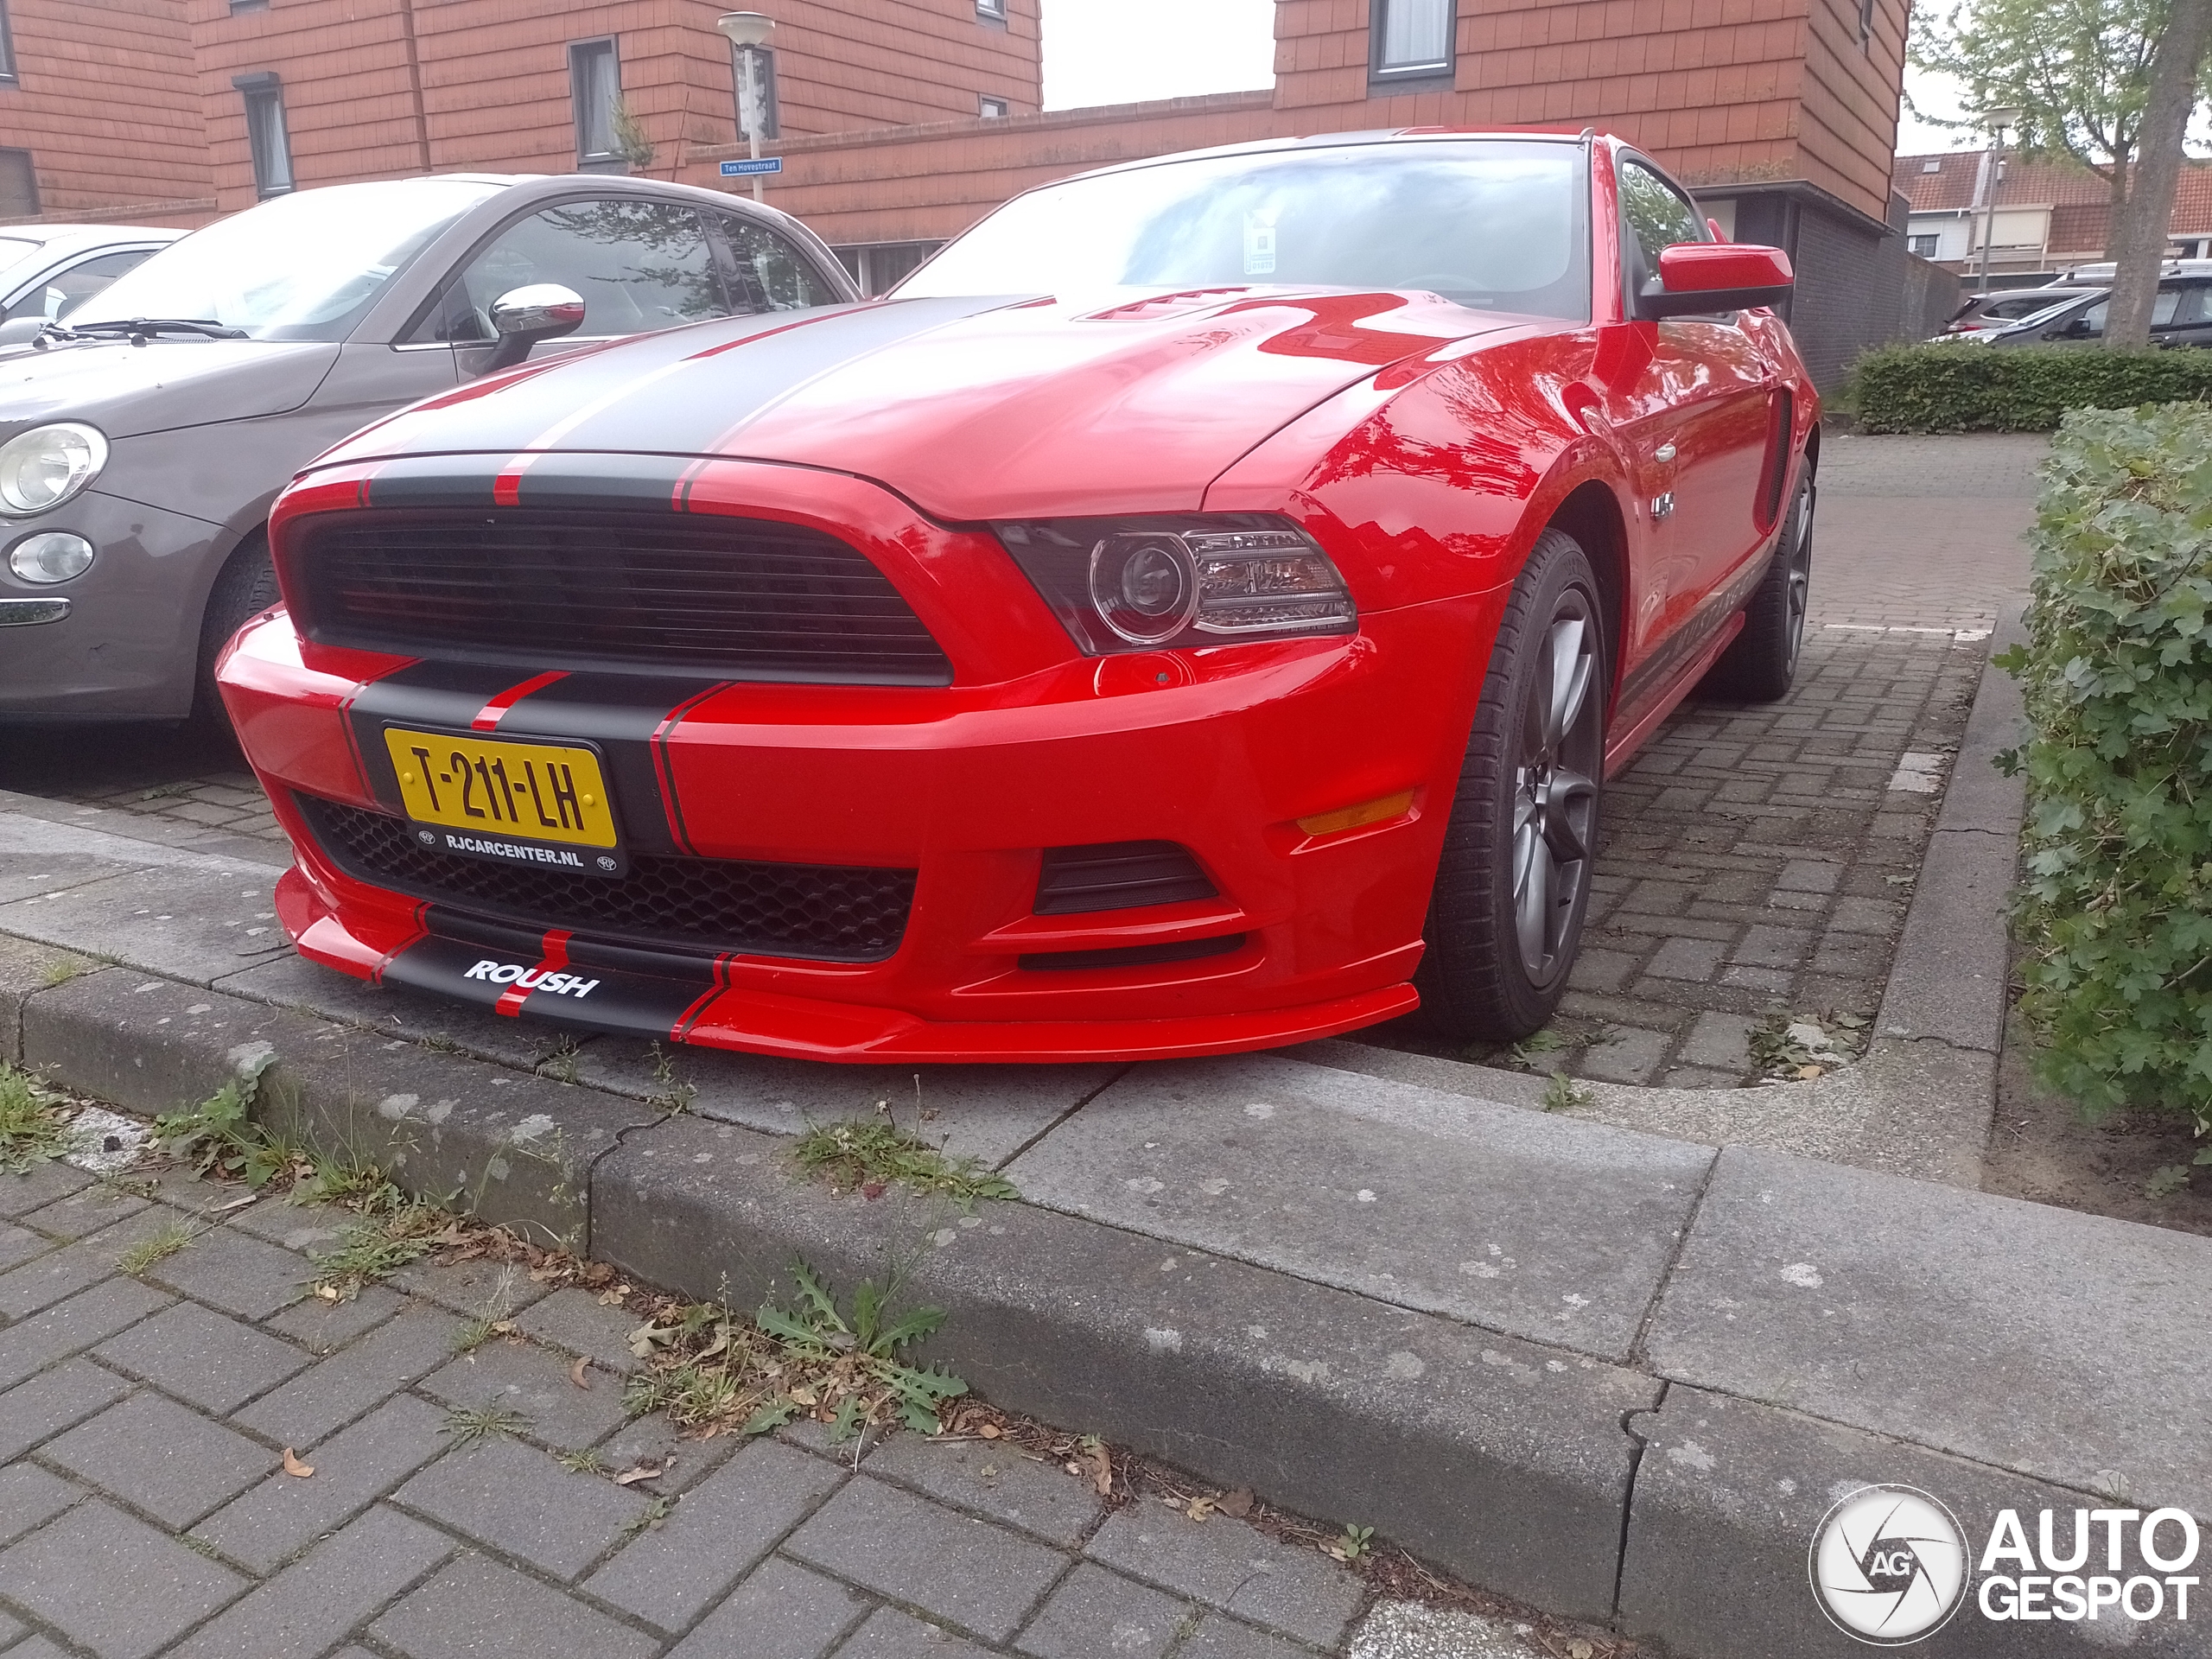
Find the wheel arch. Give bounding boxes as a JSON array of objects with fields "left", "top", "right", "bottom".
[{"left": 1543, "top": 480, "right": 1629, "bottom": 703}]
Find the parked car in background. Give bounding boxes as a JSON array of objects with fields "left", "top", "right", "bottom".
[
  {"left": 0, "top": 225, "right": 184, "bottom": 336},
  {"left": 1984, "top": 275, "right": 2212, "bottom": 347},
  {"left": 0, "top": 173, "right": 855, "bottom": 729},
  {"left": 219, "top": 130, "right": 1820, "bottom": 1060},
  {"left": 1931, "top": 286, "right": 2091, "bottom": 339}
]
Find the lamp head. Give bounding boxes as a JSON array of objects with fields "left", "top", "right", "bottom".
[{"left": 716, "top": 10, "right": 775, "bottom": 47}]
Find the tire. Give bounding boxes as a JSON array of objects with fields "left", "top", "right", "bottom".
[
  {"left": 1414, "top": 528, "right": 1606, "bottom": 1042},
  {"left": 1701, "top": 467, "right": 1815, "bottom": 703},
  {"left": 189, "top": 536, "right": 279, "bottom": 735}
]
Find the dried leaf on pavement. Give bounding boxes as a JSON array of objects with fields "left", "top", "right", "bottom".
[
  {"left": 613, "top": 1461, "right": 664, "bottom": 1486},
  {"left": 281, "top": 1447, "right": 315, "bottom": 1478},
  {"left": 569, "top": 1356, "right": 592, "bottom": 1390}
]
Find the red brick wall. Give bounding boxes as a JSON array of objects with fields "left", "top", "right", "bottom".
[
  {"left": 185, "top": 0, "right": 1040, "bottom": 211},
  {"left": 0, "top": 0, "right": 211, "bottom": 221}
]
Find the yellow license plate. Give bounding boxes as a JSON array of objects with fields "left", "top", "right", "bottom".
[{"left": 384, "top": 728, "right": 620, "bottom": 849}]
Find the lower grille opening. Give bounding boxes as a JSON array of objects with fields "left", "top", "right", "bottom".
[
  {"left": 296, "top": 794, "right": 915, "bottom": 964},
  {"left": 1033, "top": 841, "right": 1217, "bottom": 914},
  {"left": 1019, "top": 933, "right": 1247, "bottom": 973}
]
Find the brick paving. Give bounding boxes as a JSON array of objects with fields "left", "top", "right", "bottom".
[
  {"left": 0, "top": 1158, "right": 1402, "bottom": 1659},
  {"left": 0, "top": 433, "right": 2047, "bottom": 1089}
]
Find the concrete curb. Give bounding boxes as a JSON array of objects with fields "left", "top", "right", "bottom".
[{"left": 1296, "top": 603, "right": 2031, "bottom": 1189}]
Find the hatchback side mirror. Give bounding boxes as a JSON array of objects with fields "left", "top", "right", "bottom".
[
  {"left": 483, "top": 284, "right": 586, "bottom": 372},
  {"left": 1637, "top": 243, "right": 1794, "bottom": 320}
]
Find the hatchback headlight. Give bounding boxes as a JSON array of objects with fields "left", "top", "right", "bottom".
[
  {"left": 998, "top": 515, "right": 1356, "bottom": 654},
  {"left": 0, "top": 423, "right": 110, "bottom": 516}
]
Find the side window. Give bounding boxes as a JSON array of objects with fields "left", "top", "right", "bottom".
[
  {"left": 1618, "top": 159, "right": 1707, "bottom": 298},
  {"left": 427, "top": 200, "right": 733, "bottom": 344},
  {"left": 2070, "top": 290, "right": 2183, "bottom": 340},
  {"left": 715, "top": 217, "right": 841, "bottom": 312},
  {"left": 3, "top": 249, "right": 153, "bottom": 322}
]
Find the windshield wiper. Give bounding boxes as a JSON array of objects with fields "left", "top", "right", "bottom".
[{"left": 47, "top": 317, "right": 249, "bottom": 341}]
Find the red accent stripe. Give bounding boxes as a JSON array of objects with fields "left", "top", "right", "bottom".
[
  {"left": 494, "top": 929, "right": 573, "bottom": 1018},
  {"left": 337, "top": 653, "right": 421, "bottom": 797},
  {"left": 471, "top": 671, "right": 569, "bottom": 731},
  {"left": 369, "top": 900, "right": 433, "bottom": 987},
  {"left": 649, "top": 681, "right": 731, "bottom": 855},
  {"left": 669, "top": 955, "right": 732, "bottom": 1040}
]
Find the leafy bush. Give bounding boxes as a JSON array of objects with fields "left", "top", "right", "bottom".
[
  {"left": 1854, "top": 344, "right": 2212, "bottom": 433},
  {"left": 1998, "top": 405, "right": 2212, "bottom": 1129}
]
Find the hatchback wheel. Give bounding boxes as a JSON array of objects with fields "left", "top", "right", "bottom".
[
  {"left": 1415, "top": 528, "right": 1605, "bottom": 1042},
  {"left": 1701, "top": 468, "right": 1814, "bottom": 702},
  {"left": 190, "top": 536, "right": 279, "bottom": 736}
]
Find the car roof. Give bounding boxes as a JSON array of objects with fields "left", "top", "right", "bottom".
[
  {"left": 0, "top": 225, "right": 183, "bottom": 251},
  {"left": 1043, "top": 126, "right": 1595, "bottom": 189}
]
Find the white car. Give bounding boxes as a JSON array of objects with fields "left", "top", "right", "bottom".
[{"left": 0, "top": 225, "right": 185, "bottom": 340}]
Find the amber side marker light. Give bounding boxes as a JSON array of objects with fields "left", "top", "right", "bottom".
[{"left": 1296, "top": 790, "right": 1416, "bottom": 837}]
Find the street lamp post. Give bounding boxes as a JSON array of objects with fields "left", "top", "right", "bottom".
[
  {"left": 1974, "top": 106, "right": 2024, "bottom": 296},
  {"left": 716, "top": 10, "right": 775, "bottom": 203}
]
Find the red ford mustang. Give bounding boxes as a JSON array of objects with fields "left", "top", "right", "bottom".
[{"left": 219, "top": 130, "right": 1819, "bottom": 1063}]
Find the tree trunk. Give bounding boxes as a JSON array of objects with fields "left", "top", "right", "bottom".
[
  {"left": 2107, "top": 0, "right": 2212, "bottom": 343},
  {"left": 2102, "top": 162, "right": 2131, "bottom": 258}
]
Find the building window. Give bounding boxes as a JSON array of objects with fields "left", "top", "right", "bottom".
[
  {"left": 1908, "top": 233, "right": 1939, "bottom": 257},
  {"left": 570, "top": 38, "right": 623, "bottom": 169},
  {"left": 228, "top": 0, "right": 270, "bottom": 13},
  {"left": 729, "top": 43, "right": 778, "bottom": 142},
  {"left": 234, "top": 73, "right": 294, "bottom": 197},
  {"left": 979, "top": 95, "right": 1008, "bottom": 118},
  {"left": 0, "top": 149, "right": 36, "bottom": 219},
  {"left": 1858, "top": 0, "right": 1876, "bottom": 45},
  {"left": 0, "top": 0, "right": 17, "bottom": 86},
  {"left": 1372, "top": 0, "right": 1452, "bottom": 77},
  {"left": 835, "top": 241, "right": 943, "bottom": 299},
  {"left": 976, "top": 0, "right": 1007, "bottom": 19}
]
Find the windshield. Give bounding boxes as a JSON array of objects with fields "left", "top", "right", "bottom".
[
  {"left": 894, "top": 140, "right": 1592, "bottom": 320},
  {"left": 68, "top": 179, "right": 507, "bottom": 340}
]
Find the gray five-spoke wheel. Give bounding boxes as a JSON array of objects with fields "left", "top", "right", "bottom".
[
  {"left": 1782, "top": 480, "right": 1813, "bottom": 671},
  {"left": 1511, "top": 606, "right": 1601, "bottom": 981}
]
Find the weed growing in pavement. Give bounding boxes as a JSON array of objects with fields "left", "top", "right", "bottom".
[
  {"left": 791, "top": 1120, "right": 1015, "bottom": 1210},
  {"left": 1747, "top": 1012, "right": 1867, "bottom": 1081},
  {"left": 1329, "top": 1523, "right": 1376, "bottom": 1562},
  {"left": 116, "top": 1217, "right": 201, "bottom": 1275},
  {"left": 152, "top": 1052, "right": 308, "bottom": 1188},
  {"left": 645, "top": 1044, "right": 696, "bottom": 1116},
  {"left": 536, "top": 1037, "right": 583, "bottom": 1086},
  {"left": 624, "top": 1257, "right": 968, "bottom": 1441},
  {"left": 556, "top": 1447, "right": 608, "bottom": 1475},
  {"left": 439, "top": 1402, "right": 530, "bottom": 1448},
  {"left": 1540, "top": 1071, "right": 1593, "bottom": 1112},
  {"left": 618, "top": 1496, "right": 672, "bottom": 1541},
  {"left": 308, "top": 1203, "right": 444, "bottom": 1300},
  {"left": 1505, "top": 1027, "right": 1573, "bottom": 1069},
  {"left": 0, "top": 1064, "right": 70, "bottom": 1173},
  {"left": 36, "top": 957, "right": 91, "bottom": 989}
]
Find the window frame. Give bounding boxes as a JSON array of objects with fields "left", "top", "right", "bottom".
[
  {"left": 1617, "top": 150, "right": 1718, "bottom": 319},
  {"left": 0, "top": 0, "right": 18, "bottom": 86},
  {"left": 979, "top": 95, "right": 1009, "bottom": 119},
  {"left": 976, "top": 0, "right": 1007, "bottom": 21},
  {"left": 728, "top": 42, "right": 778, "bottom": 142},
  {"left": 1906, "top": 233, "right": 1938, "bottom": 258},
  {"left": 0, "top": 149, "right": 36, "bottom": 219},
  {"left": 1370, "top": 0, "right": 1454, "bottom": 81},
  {"left": 569, "top": 37, "right": 623, "bottom": 170},
  {"left": 233, "top": 73, "right": 296, "bottom": 200}
]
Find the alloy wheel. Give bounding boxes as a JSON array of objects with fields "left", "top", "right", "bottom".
[{"left": 1510, "top": 600, "right": 1601, "bottom": 982}]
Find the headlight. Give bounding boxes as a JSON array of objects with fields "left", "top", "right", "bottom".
[
  {"left": 8, "top": 531, "right": 95, "bottom": 583},
  {"left": 0, "top": 423, "right": 110, "bottom": 516},
  {"left": 999, "top": 515, "right": 1356, "bottom": 654}
]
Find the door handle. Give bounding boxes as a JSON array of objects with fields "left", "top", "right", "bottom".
[{"left": 1654, "top": 442, "right": 1677, "bottom": 463}]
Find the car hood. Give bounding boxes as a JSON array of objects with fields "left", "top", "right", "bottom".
[
  {"left": 0, "top": 336, "right": 339, "bottom": 442},
  {"left": 315, "top": 290, "right": 1546, "bottom": 519}
]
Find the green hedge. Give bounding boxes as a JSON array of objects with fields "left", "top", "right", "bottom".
[
  {"left": 1853, "top": 344, "right": 2212, "bottom": 433},
  {"left": 1999, "top": 405, "right": 2212, "bottom": 1130}
]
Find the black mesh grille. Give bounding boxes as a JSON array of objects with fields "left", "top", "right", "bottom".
[
  {"left": 1033, "top": 841, "right": 1217, "bottom": 914},
  {"left": 297, "top": 795, "right": 914, "bottom": 963},
  {"left": 293, "top": 510, "right": 952, "bottom": 685}
]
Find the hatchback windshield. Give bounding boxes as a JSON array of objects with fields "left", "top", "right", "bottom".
[
  {"left": 69, "top": 178, "right": 507, "bottom": 340},
  {"left": 895, "top": 140, "right": 1591, "bottom": 319}
]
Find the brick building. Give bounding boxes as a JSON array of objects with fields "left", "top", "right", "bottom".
[
  {"left": 1896, "top": 149, "right": 2212, "bottom": 281},
  {"left": 0, "top": 0, "right": 211, "bottom": 222}
]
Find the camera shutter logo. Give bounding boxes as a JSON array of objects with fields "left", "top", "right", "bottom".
[{"left": 1809, "top": 1484, "right": 1970, "bottom": 1644}]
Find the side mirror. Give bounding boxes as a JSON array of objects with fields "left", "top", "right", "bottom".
[
  {"left": 0, "top": 316, "right": 45, "bottom": 347},
  {"left": 1636, "top": 243, "right": 1794, "bottom": 320},
  {"left": 483, "top": 284, "right": 586, "bottom": 372}
]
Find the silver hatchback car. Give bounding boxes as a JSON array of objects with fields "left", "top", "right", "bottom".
[{"left": 0, "top": 173, "right": 856, "bottom": 728}]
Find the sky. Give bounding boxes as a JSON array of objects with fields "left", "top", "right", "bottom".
[{"left": 1040, "top": 0, "right": 1977, "bottom": 155}]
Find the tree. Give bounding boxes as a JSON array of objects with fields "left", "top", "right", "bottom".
[
  {"left": 2107, "top": 0, "right": 2212, "bottom": 343},
  {"left": 1910, "top": 0, "right": 2163, "bottom": 254}
]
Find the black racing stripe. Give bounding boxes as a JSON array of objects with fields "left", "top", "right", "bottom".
[
  {"left": 490, "top": 672, "right": 728, "bottom": 857},
  {"left": 363, "top": 456, "right": 505, "bottom": 510},
  {"left": 423, "top": 906, "right": 721, "bottom": 981},
  {"left": 510, "top": 452, "right": 692, "bottom": 512},
  {"left": 346, "top": 663, "right": 531, "bottom": 811}
]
